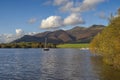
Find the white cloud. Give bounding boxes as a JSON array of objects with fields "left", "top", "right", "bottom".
[
  {"left": 40, "top": 16, "right": 63, "bottom": 29},
  {"left": 16, "top": 29, "right": 23, "bottom": 34},
  {"left": 64, "top": 13, "right": 85, "bottom": 26},
  {"left": 53, "top": 0, "right": 69, "bottom": 6},
  {"left": 40, "top": 13, "right": 85, "bottom": 29},
  {"left": 40, "top": 0, "right": 106, "bottom": 29},
  {"left": 0, "top": 29, "right": 38, "bottom": 43},
  {"left": 83, "top": 0, "right": 105, "bottom": 5},
  {"left": 0, "top": 34, "right": 6, "bottom": 43},
  {"left": 0, "top": 34, "right": 16, "bottom": 43},
  {"left": 60, "top": 1, "right": 74, "bottom": 12},
  {"left": 16, "top": 29, "right": 24, "bottom": 37},
  {"left": 78, "top": 0, "right": 105, "bottom": 12},
  {"left": 5, "top": 34, "right": 16, "bottom": 43},
  {"left": 0, "top": 29, "right": 25, "bottom": 43},
  {"left": 52, "top": 0, "right": 105, "bottom": 13}
]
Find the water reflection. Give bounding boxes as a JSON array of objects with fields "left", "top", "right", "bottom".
[
  {"left": 40, "top": 49, "right": 104, "bottom": 80},
  {"left": 0, "top": 49, "right": 120, "bottom": 80},
  {"left": 91, "top": 55, "right": 120, "bottom": 80}
]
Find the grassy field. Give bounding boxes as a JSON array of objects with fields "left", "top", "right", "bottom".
[{"left": 57, "top": 43, "right": 89, "bottom": 48}]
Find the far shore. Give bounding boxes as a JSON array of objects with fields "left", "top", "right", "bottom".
[
  {"left": 0, "top": 43, "right": 90, "bottom": 49},
  {"left": 57, "top": 43, "right": 89, "bottom": 48}
]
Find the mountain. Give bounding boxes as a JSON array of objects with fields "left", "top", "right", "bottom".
[
  {"left": 67, "top": 25, "right": 105, "bottom": 43},
  {"left": 12, "top": 25, "right": 105, "bottom": 44}
]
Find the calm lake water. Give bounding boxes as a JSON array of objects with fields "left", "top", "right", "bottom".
[{"left": 0, "top": 49, "right": 120, "bottom": 80}]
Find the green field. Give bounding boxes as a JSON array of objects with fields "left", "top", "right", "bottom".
[{"left": 57, "top": 43, "right": 89, "bottom": 48}]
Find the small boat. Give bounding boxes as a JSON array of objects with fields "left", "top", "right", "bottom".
[
  {"left": 44, "top": 48, "right": 49, "bottom": 51},
  {"left": 44, "top": 38, "right": 49, "bottom": 51}
]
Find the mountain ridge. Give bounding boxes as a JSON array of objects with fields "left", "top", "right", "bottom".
[{"left": 12, "top": 25, "right": 105, "bottom": 44}]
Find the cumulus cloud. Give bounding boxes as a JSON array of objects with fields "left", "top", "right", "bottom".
[
  {"left": 78, "top": 0, "right": 105, "bottom": 12},
  {"left": 16, "top": 29, "right": 24, "bottom": 37},
  {"left": 40, "top": 16, "right": 63, "bottom": 29},
  {"left": 0, "top": 29, "right": 25, "bottom": 43},
  {"left": 64, "top": 13, "right": 85, "bottom": 26},
  {"left": 40, "top": 13, "right": 85, "bottom": 29},
  {"left": 28, "top": 18, "right": 37, "bottom": 24},
  {"left": 0, "top": 29, "right": 38, "bottom": 43},
  {"left": 53, "top": 0, "right": 105, "bottom": 13},
  {"left": 0, "top": 34, "right": 6, "bottom": 43},
  {"left": 0, "top": 34, "right": 17, "bottom": 43},
  {"left": 40, "top": 0, "right": 106, "bottom": 29},
  {"left": 60, "top": 1, "right": 74, "bottom": 12}
]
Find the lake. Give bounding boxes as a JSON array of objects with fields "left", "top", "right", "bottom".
[{"left": 0, "top": 49, "right": 120, "bottom": 80}]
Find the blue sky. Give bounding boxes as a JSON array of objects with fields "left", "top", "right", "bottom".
[{"left": 0, "top": 0, "right": 120, "bottom": 34}]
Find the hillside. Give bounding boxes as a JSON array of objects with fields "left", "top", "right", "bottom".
[{"left": 12, "top": 25, "right": 105, "bottom": 44}]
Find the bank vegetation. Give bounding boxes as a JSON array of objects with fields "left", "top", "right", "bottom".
[
  {"left": 0, "top": 42, "right": 56, "bottom": 48},
  {"left": 90, "top": 9, "right": 120, "bottom": 70}
]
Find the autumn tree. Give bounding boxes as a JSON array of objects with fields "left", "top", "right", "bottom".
[{"left": 90, "top": 9, "right": 120, "bottom": 70}]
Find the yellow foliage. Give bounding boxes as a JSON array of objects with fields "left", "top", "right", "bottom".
[{"left": 90, "top": 16, "right": 120, "bottom": 70}]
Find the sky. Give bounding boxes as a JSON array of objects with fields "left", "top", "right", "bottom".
[{"left": 0, "top": 0, "right": 120, "bottom": 43}]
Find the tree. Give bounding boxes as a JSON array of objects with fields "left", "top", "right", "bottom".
[{"left": 90, "top": 14, "right": 120, "bottom": 70}]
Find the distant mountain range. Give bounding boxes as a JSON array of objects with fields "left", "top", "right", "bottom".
[{"left": 12, "top": 25, "right": 105, "bottom": 44}]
